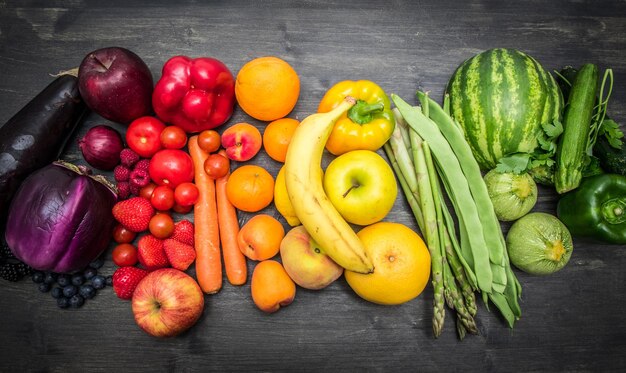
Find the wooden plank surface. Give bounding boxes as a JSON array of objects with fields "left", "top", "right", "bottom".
[{"left": 1, "top": 0, "right": 625, "bottom": 371}]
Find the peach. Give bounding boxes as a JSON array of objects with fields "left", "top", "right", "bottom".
[
  {"left": 221, "top": 122, "right": 262, "bottom": 162},
  {"left": 279, "top": 226, "right": 344, "bottom": 290}
]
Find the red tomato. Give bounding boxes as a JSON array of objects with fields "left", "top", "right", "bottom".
[
  {"left": 112, "top": 243, "right": 138, "bottom": 267},
  {"left": 112, "top": 224, "right": 137, "bottom": 244},
  {"left": 197, "top": 130, "right": 221, "bottom": 153},
  {"left": 172, "top": 202, "right": 193, "bottom": 214},
  {"left": 150, "top": 185, "right": 175, "bottom": 211},
  {"left": 160, "top": 126, "right": 188, "bottom": 149},
  {"left": 203, "top": 153, "right": 230, "bottom": 179},
  {"left": 149, "top": 213, "right": 175, "bottom": 239},
  {"left": 174, "top": 182, "right": 199, "bottom": 206},
  {"left": 148, "top": 149, "right": 194, "bottom": 188},
  {"left": 125, "top": 116, "right": 166, "bottom": 158},
  {"left": 139, "top": 182, "right": 157, "bottom": 200}
]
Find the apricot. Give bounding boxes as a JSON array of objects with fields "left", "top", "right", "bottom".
[{"left": 251, "top": 260, "right": 296, "bottom": 313}]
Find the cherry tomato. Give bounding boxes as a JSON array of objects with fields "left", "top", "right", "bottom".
[
  {"left": 160, "top": 126, "right": 188, "bottom": 149},
  {"left": 197, "top": 130, "right": 221, "bottom": 153},
  {"left": 149, "top": 213, "right": 175, "bottom": 239},
  {"left": 174, "top": 182, "right": 199, "bottom": 207},
  {"left": 112, "top": 224, "right": 137, "bottom": 244},
  {"left": 150, "top": 185, "right": 175, "bottom": 211},
  {"left": 112, "top": 243, "right": 138, "bottom": 267},
  {"left": 172, "top": 202, "right": 193, "bottom": 214},
  {"left": 203, "top": 153, "right": 230, "bottom": 179},
  {"left": 139, "top": 182, "right": 157, "bottom": 200},
  {"left": 125, "top": 116, "right": 166, "bottom": 158},
  {"left": 148, "top": 149, "right": 194, "bottom": 188}
]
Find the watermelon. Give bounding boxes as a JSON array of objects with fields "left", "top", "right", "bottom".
[{"left": 446, "top": 48, "right": 564, "bottom": 170}]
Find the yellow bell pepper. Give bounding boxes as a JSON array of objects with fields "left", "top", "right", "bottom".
[{"left": 317, "top": 80, "right": 395, "bottom": 156}]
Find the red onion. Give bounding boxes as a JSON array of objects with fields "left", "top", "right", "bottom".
[{"left": 79, "top": 125, "right": 124, "bottom": 170}]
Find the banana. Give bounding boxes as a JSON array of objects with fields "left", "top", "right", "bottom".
[
  {"left": 284, "top": 97, "right": 374, "bottom": 274},
  {"left": 274, "top": 165, "right": 301, "bottom": 227}
]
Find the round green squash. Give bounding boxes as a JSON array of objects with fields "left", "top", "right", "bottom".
[{"left": 447, "top": 48, "right": 564, "bottom": 170}]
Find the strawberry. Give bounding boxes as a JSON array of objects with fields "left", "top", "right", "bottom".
[
  {"left": 112, "top": 266, "right": 148, "bottom": 300},
  {"left": 172, "top": 219, "right": 194, "bottom": 246},
  {"left": 112, "top": 197, "right": 155, "bottom": 232},
  {"left": 137, "top": 234, "right": 169, "bottom": 270},
  {"left": 163, "top": 239, "right": 196, "bottom": 271}
]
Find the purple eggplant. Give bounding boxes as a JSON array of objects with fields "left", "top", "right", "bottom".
[
  {"left": 0, "top": 75, "right": 87, "bottom": 228},
  {"left": 5, "top": 161, "right": 117, "bottom": 274}
]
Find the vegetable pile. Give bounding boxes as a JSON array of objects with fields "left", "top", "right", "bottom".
[{"left": 0, "top": 45, "right": 624, "bottom": 341}]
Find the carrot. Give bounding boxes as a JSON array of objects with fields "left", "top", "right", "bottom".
[
  {"left": 216, "top": 170, "right": 247, "bottom": 285},
  {"left": 188, "top": 136, "right": 222, "bottom": 294}
]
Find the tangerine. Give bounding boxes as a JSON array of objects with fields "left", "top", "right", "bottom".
[
  {"left": 262, "top": 118, "right": 300, "bottom": 163},
  {"left": 225, "top": 165, "right": 274, "bottom": 212}
]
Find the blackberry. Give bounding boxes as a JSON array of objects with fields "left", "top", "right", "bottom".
[
  {"left": 79, "top": 285, "right": 96, "bottom": 299},
  {"left": 62, "top": 285, "right": 78, "bottom": 298},
  {"left": 0, "top": 243, "right": 14, "bottom": 259},
  {"left": 57, "top": 297, "right": 70, "bottom": 309},
  {"left": 89, "top": 257, "right": 105, "bottom": 269},
  {"left": 71, "top": 273, "right": 85, "bottom": 286},
  {"left": 57, "top": 274, "right": 70, "bottom": 287},
  {"left": 15, "top": 262, "right": 32, "bottom": 277},
  {"left": 32, "top": 271, "right": 45, "bottom": 284},
  {"left": 84, "top": 267, "right": 98, "bottom": 280},
  {"left": 69, "top": 295, "right": 85, "bottom": 308},
  {"left": 51, "top": 287, "right": 63, "bottom": 299},
  {"left": 92, "top": 275, "right": 106, "bottom": 290},
  {"left": 38, "top": 282, "right": 51, "bottom": 293},
  {"left": 0, "top": 263, "right": 20, "bottom": 282}
]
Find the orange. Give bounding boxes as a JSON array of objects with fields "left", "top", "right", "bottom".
[
  {"left": 237, "top": 214, "right": 285, "bottom": 261},
  {"left": 225, "top": 165, "right": 274, "bottom": 212},
  {"left": 262, "top": 118, "right": 300, "bottom": 163},
  {"left": 345, "top": 222, "right": 431, "bottom": 305},
  {"left": 251, "top": 260, "right": 296, "bottom": 313},
  {"left": 235, "top": 57, "right": 300, "bottom": 121}
]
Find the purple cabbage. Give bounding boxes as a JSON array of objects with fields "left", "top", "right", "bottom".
[{"left": 5, "top": 161, "right": 117, "bottom": 273}]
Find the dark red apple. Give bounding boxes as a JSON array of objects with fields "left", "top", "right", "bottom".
[{"left": 78, "top": 47, "right": 154, "bottom": 124}]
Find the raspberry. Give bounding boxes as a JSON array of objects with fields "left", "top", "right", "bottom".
[
  {"left": 113, "top": 165, "right": 131, "bottom": 182},
  {"left": 117, "top": 181, "right": 131, "bottom": 200},
  {"left": 129, "top": 184, "right": 141, "bottom": 196},
  {"left": 133, "top": 159, "right": 150, "bottom": 173},
  {"left": 120, "top": 148, "right": 140, "bottom": 168},
  {"left": 129, "top": 169, "right": 150, "bottom": 188}
]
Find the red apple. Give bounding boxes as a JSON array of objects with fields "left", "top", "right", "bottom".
[
  {"left": 131, "top": 268, "right": 204, "bottom": 338},
  {"left": 78, "top": 47, "right": 153, "bottom": 124},
  {"left": 221, "top": 122, "right": 262, "bottom": 161}
]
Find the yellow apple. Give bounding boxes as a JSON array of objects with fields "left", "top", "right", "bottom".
[
  {"left": 279, "top": 226, "right": 344, "bottom": 290},
  {"left": 323, "top": 150, "right": 397, "bottom": 225}
]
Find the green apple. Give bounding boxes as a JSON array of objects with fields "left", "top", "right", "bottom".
[
  {"left": 323, "top": 149, "right": 397, "bottom": 226},
  {"left": 280, "top": 226, "right": 344, "bottom": 290}
]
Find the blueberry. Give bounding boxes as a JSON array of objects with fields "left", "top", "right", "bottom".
[
  {"left": 69, "top": 295, "right": 85, "bottom": 308},
  {"left": 43, "top": 272, "right": 57, "bottom": 284},
  {"left": 57, "top": 274, "right": 70, "bottom": 287},
  {"left": 71, "top": 274, "right": 85, "bottom": 286},
  {"left": 79, "top": 285, "right": 96, "bottom": 299},
  {"left": 38, "top": 282, "right": 51, "bottom": 293},
  {"left": 91, "top": 275, "right": 106, "bottom": 289},
  {"left": 106, "top": 275, "right": 113, "bottom": 287},
  {"left": 57, "top": 297, "right": 70, "bottom": 309},
  {"left": 31, "top": 271, "right": 44, "bottom": 283},
  {"left": 89, "top": 257, "right": 105, "bottom": 269},
  {"left": 83, "top": 267, "right": 98, "bottom": 280},
  {"left": 62, "top": 285, "right": 78, "bottom": 298},
  {"left": 51, "top": 287, "right": 63, "bottom": 299}
]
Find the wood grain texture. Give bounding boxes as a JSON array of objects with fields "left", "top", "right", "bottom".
[{"left": 1, "top": 0, "right": 625, "bottom": 371}]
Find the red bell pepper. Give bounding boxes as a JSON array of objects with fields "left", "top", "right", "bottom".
[{"left": 152, "top": 56, "right": 235, "bottom": 133}]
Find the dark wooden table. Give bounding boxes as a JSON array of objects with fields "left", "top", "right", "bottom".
[{"left": 1, "top": 0, "right": 625, "bottom": 371}]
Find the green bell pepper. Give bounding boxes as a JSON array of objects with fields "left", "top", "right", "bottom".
[{"left": 557, "top": 173, "right": 626, "bottom": 244}]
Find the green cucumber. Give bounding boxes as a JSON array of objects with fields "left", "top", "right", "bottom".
[
  {"left": 554, "top": 63, "right": 599, "bottom": 194},
  {"left": 595, "top": 135, "right": 626, "bottom": 176}
]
